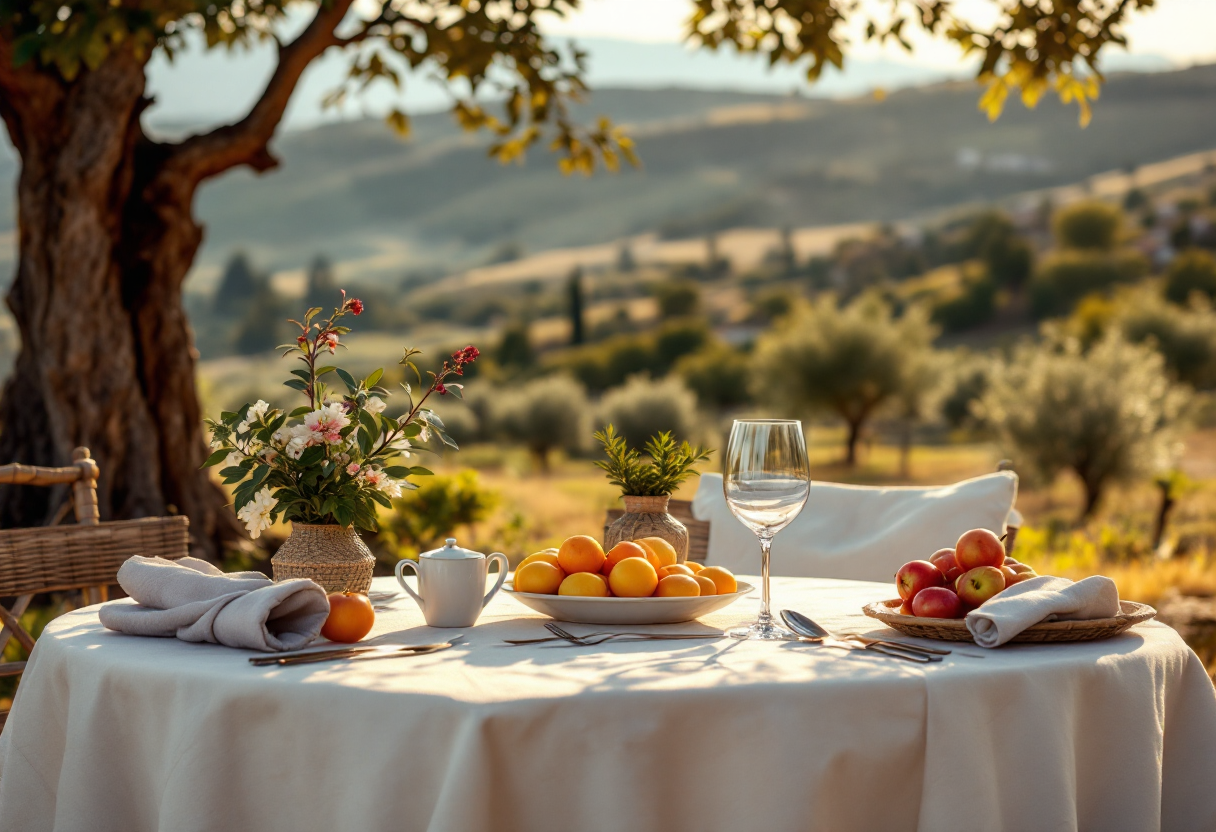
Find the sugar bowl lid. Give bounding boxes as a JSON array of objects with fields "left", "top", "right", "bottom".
[{"left": 419, "top": 538, "right": 484, "bottom": 560}]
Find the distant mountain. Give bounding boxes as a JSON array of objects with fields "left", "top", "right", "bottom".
[
  {"left": 180, "top": 63, "right": 1216, "bottom": 287},
  {"left": 0, "top": 61, "right": 1211, "bottom": 292}
]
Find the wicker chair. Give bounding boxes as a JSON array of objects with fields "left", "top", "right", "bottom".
[{"left": 0, "top": 447, "right": 190, "bottom": 729}]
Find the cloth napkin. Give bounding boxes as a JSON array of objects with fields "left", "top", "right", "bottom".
[
  {"left": 99, "top": 556, "right": 330, "bottom": 652},
  {"left": 965, "top": 575, "right": 1120, "bottom": 648}
]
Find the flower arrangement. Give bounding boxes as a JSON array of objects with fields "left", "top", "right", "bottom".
[
  {"left": 205, "top": 293, "right": 478, "bottom": 538},
  {"left": 594, "top": 425, "right": 712, "bottom": 497}
]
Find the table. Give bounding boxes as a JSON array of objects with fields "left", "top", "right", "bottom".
[{"left": 2, "top": 576, "right": 1215, "bottom": 832}]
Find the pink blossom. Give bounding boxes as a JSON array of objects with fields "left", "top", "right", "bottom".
[{"left": 346, "top": 462, "right": 361, "bottom": 476}]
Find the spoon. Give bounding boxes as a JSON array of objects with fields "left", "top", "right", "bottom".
[{"left": 780, "top": 609, "right": 944, "bottom": 662}]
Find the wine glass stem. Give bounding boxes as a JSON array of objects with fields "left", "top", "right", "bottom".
[{"left": 759, "top": 535, "right": 773, "bottom": 627}]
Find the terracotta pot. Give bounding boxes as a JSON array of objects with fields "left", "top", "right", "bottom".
[
  {"left": 271, "top": 523, "right": 375, "bottom": 593},
  {"left": 604, "top": 495, "right": 689, "bottom": 563}
]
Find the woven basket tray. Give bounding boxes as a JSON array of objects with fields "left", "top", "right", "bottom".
[{"left": 862, "top": 598, "right": 1157, "bottom": 644}]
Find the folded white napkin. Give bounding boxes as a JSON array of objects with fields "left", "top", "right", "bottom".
[
  {"left": 99, "top": 556, "right": 330, "bottom": 652},
  {"left": 965, "top": 575, "right": 1120, "bottom": 648}
]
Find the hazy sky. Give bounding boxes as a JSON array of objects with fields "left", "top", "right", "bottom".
[{"left": 539, "top": 0, "right": 1216, "bottom": 65}]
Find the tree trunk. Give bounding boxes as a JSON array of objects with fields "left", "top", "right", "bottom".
[
  {"left": 899, "top": 419, "right": 912, "bottom": 480},
  {"left": 0, "top": 51, "right": 241, "bottom": 558},
  {"left": 1081, "top": 478, "right": 1103, "bottom": 520},
  {"left": 844, "top": 419, "right": 862, "bottom": 467}
]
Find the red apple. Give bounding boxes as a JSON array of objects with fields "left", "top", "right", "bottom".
[
  {"left": 895, "top": 560, "right": 945, "bottom": 601},
  {"left": 928, "top": 548, "right": 964, "bottom": 583},
  {"left": 1000, "top": 565, "right": 1018, "bottom": 586},
  {"left": 911, "top": 586, "right": 963, "bottom": 619},
  {"left": 955, "top": 528, "right": 1005, "bottom": 571},
  {"left": 957, "top": 566, "right": 1006, "bottom": 608},
  {"left": 1010, "top": 562, "right": 1035, "bottom": 575},
  {"left": 1007, "top": 569, "right": 1039, "bottom": 585}
]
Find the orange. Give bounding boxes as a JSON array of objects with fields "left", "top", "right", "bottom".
[
  {"left": 559, "top": 572, "right": 611, "bottom": 597},
  {"left": 514, "top": 561, "right": 565, "bottom": 594},
  {"left": 558, "top": 535, "right": 607, "bottom": 574},
  {"left": 684, "top": 561, "right": 705, "bottom": 574},
  {"left": 321, "top": 592, "right": 375, "bottom": 643},
  {"left": 699, "top": 566, "right": 737, "bottom": 595},
  {"left": 607, "top": 557, "right": 659, "bottom": 598},
  {"left": 602, "top": 541, "right": 649, "bottom": 576},
  {"left": 655, "top": 575, "right": 700, "bottom": 597},
  {"left": 517, "top": 552, "right": 562, "bottom": 573},
  {"left": 694, "top": 575, "right": 717, "bottom": 596},
  {"left": 660, "top": 564, "right": 696, "bottom": 578},
  {"left": 635, "top": 537, "right": 679, "bottom": 569}
]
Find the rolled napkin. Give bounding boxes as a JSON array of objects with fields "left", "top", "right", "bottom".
[
  {"left": 965, "top": 575, "right": 1120, "bottom": 648},
  {"left": 99, "top": 556, "right": 330, "bottom": 652}
]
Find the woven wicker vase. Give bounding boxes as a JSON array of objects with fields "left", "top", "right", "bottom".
[
  {"left": 272, "top": 524, "right": 375, "bottom": 593},
  {"left": 604, "top": 495, "right": 690, "bottom": 564}
]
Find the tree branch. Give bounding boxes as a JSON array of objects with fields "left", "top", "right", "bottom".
[
  {"left": 0, "top": 33, "right": 65, "bottom": 157},
  {"left": 165, "top": 0, "right": 358, "bottom": 185}
]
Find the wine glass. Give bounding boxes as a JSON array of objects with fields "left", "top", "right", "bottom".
[{"left": 723, "top": 419, "right": 810, "bottom": 640}]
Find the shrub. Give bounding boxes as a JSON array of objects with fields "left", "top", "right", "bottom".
[
  {"left": 598, "top": 375, "right": 701, "bottom": 446},
  {"left": 546, "top": 321, "right": 711, "bottom": 392},
  {"left": 1053, "top": 200, "right": 1123, "bottom": 250},
  {"left": 1165, "top": 249, "right": 1216, "bottom": 305},
  {"left": 978, "top": 333, "right": 1191, "bottom": 518},
  {"left": 753, "top": 293, "right": 937, "bottom": 465},
  {"left": 939, "top": 351, "right": 993, "bottom": 430},
  {"left": 676, "top": 342, "right": 752, "bottom": 409},
  {"left": 493, "top": 375, "right": 590, "bottom": 470},
  {"left": 1029, "top": 249, "right": 1148, "bottom": 318},
  {"left": 653, "top": 279, "right": 700, "bottom": 319},
  {"left": 377, "top": 470, "right": 499, "bottom": 560},
  {"left": 931, "top": 272, "right": 996, "bottom": 332},
  {"left": 1115, "top": 291, "right": 1216, "bottom": 390}
]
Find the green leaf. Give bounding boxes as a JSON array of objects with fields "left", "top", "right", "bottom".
[
  {"left": 365, "top": 368, "right": 384, "bottom": 388},
  {"left": 248, "top": 464, "right": 271, "bottom": 490},
  {"left": 298, "top": 445, "right": 326, "bottom": 467},
  {"left": 283, "top": 378, "right": 309, "bottom": 391},
  {"left": 315, "top": 366, "right": 337, "bottom": 377},
  {"left": 358, "top": 427, "right": 373, "bottom": 455},
  {"left": 409, "top": 466, "right": 434, "bottom": 476},
  {"left": 290, "top": 369, "right": 311, "bottom": 381},
  {"left": 369, "top": 490, "right": 393, "bottom": 509},
  {"left": 288, "top": 406, "right": 311, "bottom": 418},
  {"left": 383, "top": 466, "right": 411, "bottom": 478},
  {"left": 202, "top": 449, "right": 230, "bottom": 468},
  {"left": 359, "top": 408, "right": 379, "bottom": 437},
  {"left": 336, "top": 368, "right": 357, "bottom": 392}
]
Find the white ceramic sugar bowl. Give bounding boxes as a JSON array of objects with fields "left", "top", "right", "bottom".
[{"left": 394, "top": 538, "right": 508, "bottom": 628}]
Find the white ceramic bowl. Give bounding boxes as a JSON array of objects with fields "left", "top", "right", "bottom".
[{"left": 503, "top": 581, "right": 754, "bottom": 625}]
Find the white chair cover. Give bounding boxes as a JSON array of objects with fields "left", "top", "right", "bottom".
[{"left": 692, "top": 471, "right": 1018, "bottom": 582}]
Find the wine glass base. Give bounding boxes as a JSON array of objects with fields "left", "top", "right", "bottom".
[{"left": 727, "top": 621, "right": 796, "bottom": 641}]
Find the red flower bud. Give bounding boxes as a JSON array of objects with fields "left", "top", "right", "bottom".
[
  {"left": 349, "top": 298, "right": 364, "bottom": 315},
  {"left": 297, "top": 335, "right": 308, "bottom": 344},
  {"left": 435, "top": 382, "right": 448, "bottom": 395}
]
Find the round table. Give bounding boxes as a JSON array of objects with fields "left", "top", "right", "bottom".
[{"left": 2, "top": 576, "right": 1215, "bottom": 832}]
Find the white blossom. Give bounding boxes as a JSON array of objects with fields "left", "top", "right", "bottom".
[
  {"left": 364, "top": 396, "right": 387, "bottom": 415},
  {"left": 305, "top": 403, "right": 350, "bottom": 444},
  {"left": 236, "top": 487, "right": 277, "bottom": 539},
  {"left": 237, "top": 400, "right": 270, "bottom": 433},
  {"left": 224, "top": 451, "right": 243, "bottom": 468}
]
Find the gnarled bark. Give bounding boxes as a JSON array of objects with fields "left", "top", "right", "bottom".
[{"left": 0, "top": 1, "right": 353, "bottom": 558}]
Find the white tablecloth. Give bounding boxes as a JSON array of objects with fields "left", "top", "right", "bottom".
[{"left": 2, "top": 576, "right": 1214, "bottom": 832}]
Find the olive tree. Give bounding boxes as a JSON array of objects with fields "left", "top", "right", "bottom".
[
  {"left": 0, "top": 0, "right": 1159, "bottom": 554},
  {"left": 979, "top": 333, "right": 1190, "bottom": 518},
  {"left": 599, "top": 375, "right": 701, "bottom": 448},
  {"left": 493, "top": 375, "right": 590, "bottom": 472},
  {"left": 754, "top": 293, "right": 937, "bottom": 465}
]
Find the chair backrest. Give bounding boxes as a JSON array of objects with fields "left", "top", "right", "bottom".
[
  {"left": 681, "top": 470, "right": 1020, "bottom": 582},
  {"left": 604, "top": 499, "right": 711, "bottom": 563},
  {"left": 0, "top": 448, "right": 190, "bottom": 727}
]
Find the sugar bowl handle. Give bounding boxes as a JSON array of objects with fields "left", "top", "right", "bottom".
[{"left": 484, "top": 552, "right": 509, "bottom": 608}]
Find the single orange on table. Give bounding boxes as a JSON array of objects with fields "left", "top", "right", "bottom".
[
  {"left": 694, "top": 575, "right": 717, "bottom": 596},
  {"left": 698, "top": 566, "right": 738, "bottom": 595},
  {"left": 635, "top": 537, "right": 679, "bottom": 569},
  {"left": 558, "top": 535, "right": 607, "bottom": 574},
  {"left": 515, "top": 561, "right": 565, "bottom": 595},
  {"left": 655, "top": 574, "right": 700, "bottom": 597},
  {"left": 321, "top": 592, "right": 375, "bottom": 643},
  {"left": 607, "top": 557, "right": 660, "bottom": 597},
  {"left": 602, "top": 541, "right": 649, "bottom": 576},
  {"left": 559, "top": 572, "right": 611, "bottom": 597},
  {"left": 660, "top": 564, "right": 695, "bottom": 578}
]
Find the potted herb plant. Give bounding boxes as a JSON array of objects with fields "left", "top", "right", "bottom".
[
  {"left": 204, "top": 293, "right": 478, "bottom": 592},
  {"left": 594, "top": 425, "right": 712, "bottom": 562}
]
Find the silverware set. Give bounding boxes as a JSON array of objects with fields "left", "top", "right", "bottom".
[
  {"left": 504, "top": 621, "right": 725, "bottom": 646},
  {"left": 779, "top": 610, "right": 950, "bottom": 663},
  {"left": 250, "top": 635, "right": 463, "bottom": 667}
]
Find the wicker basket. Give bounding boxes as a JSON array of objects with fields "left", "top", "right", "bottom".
[
  {"left": 604, "top": 495, "right": 690, "bottom": 563},
  {"left": 272, "top": 523, "right": 374, "bottom": 593},
  {"left": 863, "top": 598, "right": 1158, "bottom": 643}
]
